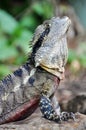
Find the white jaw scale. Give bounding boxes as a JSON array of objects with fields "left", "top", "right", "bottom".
[{"left": 40, "top": 64, "right": 65, "bottom": 80}]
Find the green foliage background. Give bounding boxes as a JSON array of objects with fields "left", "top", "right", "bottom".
[{"left": 0, "top": 0, "right": 54, "bottom": 79}]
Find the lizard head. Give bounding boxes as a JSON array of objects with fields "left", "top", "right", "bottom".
[{"left": 31, "top": 16, "right": 71, "bottom": 80}]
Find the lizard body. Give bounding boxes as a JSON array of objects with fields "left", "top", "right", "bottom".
[
  {"left": 0, "top": 16, "right": 75, "bottom": 125},
  {"left": 0, "top": 63, "right": 59, "bottom": 124}
]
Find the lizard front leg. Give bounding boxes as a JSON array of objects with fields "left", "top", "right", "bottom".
[
  {"left": 39, "top": 94, "right": 76, "bottom": 122},
  {"left": 39, "top": 94, "right": 60, "bottom": 122}
]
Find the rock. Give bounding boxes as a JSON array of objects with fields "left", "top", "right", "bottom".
[{"left": 0, "top": 112, "right": 86, "bottom": 130}]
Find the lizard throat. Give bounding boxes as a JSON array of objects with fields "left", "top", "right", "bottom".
[{"left": 40, "top": 64, "right": 65, "bottom": 80}]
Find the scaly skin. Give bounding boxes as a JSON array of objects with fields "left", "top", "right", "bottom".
[
  {"left": 0, "top": 16, "right": 75, "bottom": 125},
  {"left": 0, "top": 63, "right": 59, "bottom": 124}
]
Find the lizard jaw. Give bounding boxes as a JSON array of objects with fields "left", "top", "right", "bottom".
[{"left": 40, "top": 64, "right": 65, "bottom": 80}]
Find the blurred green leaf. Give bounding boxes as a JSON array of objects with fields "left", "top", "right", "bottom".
[
  {"left": 13, "top": 29, "right": 33, "bottom": 53},
  {"left": 32, "top": 1, "right": 53, "bottom": 18},
  {"left": 0, "top": 46, "right": 18, "bottom": 61},
  {"left": 32, "top": 2, "right": 44, "bottom": 16},
  {"left": 68, "top": 44, "right": 86, "bottom": 68},
  {"left": 42, "top": 1, "right": 54, "bottom": 18},
  {"left": 0, "top": 37, "right": 17, "bottom": 60},
  {"left": 0, "top": 9, "right": 18, "bottom": 34},
  {"left": 15, "top": 55, "right": 27, "bottom": 65},
  {"left": 0, "top": 65, "right": 11, "bottom": 80},
  {"left": 77, "top": 43, "right": 86, "bottom": 67},
  {"left": 0, "top": 37, "right": 8, "bottom": 49},
  {"left": 79, "top": 54, "right": 86, "bottom": 67},
  {"left": 68, "top": 49, "right": 77, "bottom": 64},
  {"left": 20, "top": 15, "right": 38, "bottom": 30}
]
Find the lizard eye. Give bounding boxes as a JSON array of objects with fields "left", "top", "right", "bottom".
[
  {"left": 43, "top": 21, "right": 51, "bottom": 28},
  {"left": 46, "top": 24, "right": 51, "bottom": 28}
]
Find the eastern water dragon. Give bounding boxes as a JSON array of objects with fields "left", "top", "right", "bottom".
[{"left": 0, "top": 16, "right": 75, "bottom": 125}]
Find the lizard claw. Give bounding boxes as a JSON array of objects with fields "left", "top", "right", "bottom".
[
  {"left": 60, "top": 112, "right": 76, "bottom": 121},
  {"left": 69, "top": 112, "right": 76, "bottom": 121},
  {"left": 60, "top": 112, "right": 69, "bottom": 121}
]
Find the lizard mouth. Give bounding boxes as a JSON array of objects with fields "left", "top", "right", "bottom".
[{"left": 40, "top": 64, "right": 65, "bottom": 80}]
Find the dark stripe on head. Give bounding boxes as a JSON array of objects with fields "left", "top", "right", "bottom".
[
  {"left": 31, "top": 26, "right": 50, "bottom": 63},
  {"left": 14, "top": 68, "right": 22, "bottom": 77}
]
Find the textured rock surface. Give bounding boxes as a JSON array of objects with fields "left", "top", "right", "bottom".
[{"left": 0, "top": 111, "right": 86, "bottom": 130}]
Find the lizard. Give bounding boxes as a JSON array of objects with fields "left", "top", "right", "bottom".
[{"left": 0, "top": 16, "right": 75, "bottom": 125}]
